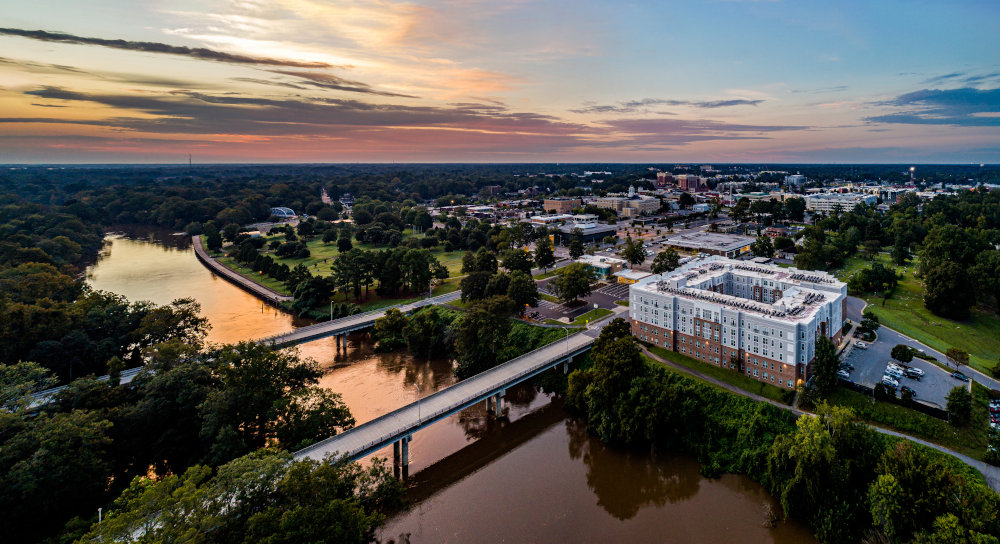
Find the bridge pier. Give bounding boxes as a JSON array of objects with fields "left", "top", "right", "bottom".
[{"left": 563, "top": 355, "right": 573, "bottom": 374}]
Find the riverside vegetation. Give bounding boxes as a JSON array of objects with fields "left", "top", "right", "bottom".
[{"left": 567, "top": 319, "right": 1000, "bottom": 544}]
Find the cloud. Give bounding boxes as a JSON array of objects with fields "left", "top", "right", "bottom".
[
  {"left": 789, "top": 85, "right": 849, "bottom": 94},
  {"left": 571, "top": 97, "right": 763, "bottom": 114},
  {"left": 866, "top": 87, "right": 1000, "bottom": 127},
  {"left": 597, "top": 118, "right": 806, "bottom": 148},
  {"left": 270, "top": 70, "right": 417, "bottom": 97},
  {"left": 0, "top": 28, "right": 332, "bottom": 68}
]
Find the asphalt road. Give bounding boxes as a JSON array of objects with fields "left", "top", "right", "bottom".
[{"left": 841, "top": 330, "right": 960, "bottom": 409}]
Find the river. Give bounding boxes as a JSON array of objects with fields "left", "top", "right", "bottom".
[{"left": 85, "top": 228, "right": 816, "bottom": 543}]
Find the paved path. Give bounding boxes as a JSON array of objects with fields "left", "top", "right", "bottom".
[
  {"left": 294, "top": 307, "right": 628, "bottom": 462},
  {"left": 192, "top": 235, "right": 293, "bottom": 304},
  {"left": 640, "top": 347, "right": 1000, "bottom": 492},
  {"left": 261, "top": 291, "right": 462, "bottom": 347}
]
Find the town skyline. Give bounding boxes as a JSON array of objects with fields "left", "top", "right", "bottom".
[{"left": 2, "top": 0, "right": 999, "bottom": 163}]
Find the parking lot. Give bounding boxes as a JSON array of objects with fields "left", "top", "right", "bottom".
[
  {"left": 840, "top": 329, "right": 969, "bottom": 409},
  {"left": 595, "top": 282, "right": 630, "bottom": 300}
]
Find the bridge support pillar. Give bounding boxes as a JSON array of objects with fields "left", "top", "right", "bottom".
[
  {"left": 392, "top": 440, "right": 401, "bottom": 478},
  {"left": 494, "top": 390, "right": 505, "bottom": 413},
  {"left": 335, "top": 334, "right": 341, "bottom": 350},
  {"left": 400, "top": 435, "right": 410, "bottom": 470},
  {"left": 485, "top": 396, "right": 494, "bottom": 414}
]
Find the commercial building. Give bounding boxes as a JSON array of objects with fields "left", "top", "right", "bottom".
[
  {"left": 529, "top": 213, "right": 573, "bottom": 226},
  {"left": 784, "top": 174, "right": 808, "bottom": 186},
  {"left": 805, "top": 193, "right": 878, "bottom": 213},
  {"left": 656, "top": 172, "right": 674, "bottom": 187},
  {"left": 593, "top": 185, "right": 660, "bottom": 217},
  {"left": 676, "top": 174, "right": 708, "bottom": 193},
  {"left": 577, "top": 255, "right": 626, "bottom": 279},
  {"left": 615, "top": 269, "right": 652, "bottom": 285},
  {"left": 662, "top": 232, "right": 754, "bottom": 259},
  {"left": 629, "top": 256, "right": 847, "bottom": 388},
  {"left": 543, "top": 198, "right": 582, "bottom": 214}
]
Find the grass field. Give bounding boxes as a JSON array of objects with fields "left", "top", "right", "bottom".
[
  {"left": 533, "top": 270, "right": 559, "bottom": 280},
  {"left": 540, "top": 293, "right": 560, "bottom": 303},
  {"left": 614, "top": 300, "right": 629, "bottom": 306},
  {"left": 824, "top": 384, "right": 990, "bottom": 460},
  {"left": 569, "top": 308, "right": 612, "bottom": 326},
  {"left": 264, "top": 232, "right": 467, "bottom": 278},
  {"left": 833, "top": 253, "right": 1000, "bottom": 374},
  {"left": 217, "top": 256, "right": 292, "bottom": 295},
  {"left": 645, "top": 345, "right": 792, "bottom": 404}
]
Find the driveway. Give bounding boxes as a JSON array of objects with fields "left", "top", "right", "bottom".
[{"left": 841, "top": 333, "right": 958, "bottom": 409}]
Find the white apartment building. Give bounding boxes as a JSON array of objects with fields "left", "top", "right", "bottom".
[
  {"left": 629, "top": 256, "right": 846, "bottom": 388},
  {"left": 805, "top": 193, "right": 878, "bottom": 213}
]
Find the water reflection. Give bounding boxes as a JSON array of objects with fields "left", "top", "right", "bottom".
[{"left": 566, "top": 417, "right": 700, "bottom": 520}]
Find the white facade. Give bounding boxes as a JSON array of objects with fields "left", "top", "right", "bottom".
[
  {"left": 805, "top": 193, "right": 878, "bottom": 213},
  {"left": 629, "top": 256, "right": 846, "bottom": 388}
]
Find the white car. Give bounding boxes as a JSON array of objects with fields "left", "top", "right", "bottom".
[
  {"left": 885, "top": 368, "right": 904, "bottom": 380},
  {"left": 837, "top": 369, "right": 850, "bottom": 380},
  {"left": 854, "top": 341, "right": 867, "bottom": 349},
  {"left": 887, "top": 363, "right": 904, "bottom": 373},
  {"left": 906, "top": 367, "right": 925, "bottom": 377},
  {"left": 881, "top": 376, "right": 899, "bottom": 388}
]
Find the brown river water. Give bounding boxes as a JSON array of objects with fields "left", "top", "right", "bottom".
[{"left": 85, "top": 228, "right": 816, "bottom": 544}]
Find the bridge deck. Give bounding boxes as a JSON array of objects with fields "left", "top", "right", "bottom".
[
  {"left": 261, "top": 291, "right": 462, "bottom": 346},
  {"left": 294, "top": 307, "right": 626, "bottom": 462}
]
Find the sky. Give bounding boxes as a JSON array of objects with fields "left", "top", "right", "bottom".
[{"left": 1, "top": 0, "right": 999, "bottom": 164}]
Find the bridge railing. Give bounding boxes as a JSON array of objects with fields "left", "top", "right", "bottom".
[
  {"left": 259, "top": 292, "right": 460, "bottom": 345},
  {"left": 295, "top": 329, "right": 594, "bottom": 460}
]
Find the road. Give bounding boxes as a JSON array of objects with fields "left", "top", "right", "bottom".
[
  {"left": 295, "top": 307, "right": 627, "bottom": 462},
  {"left": 846, "top": 296, "right": 1000, "bottom": 392},
  {"left": 192, "top": 235, "right": 294, "bottom": 303}
]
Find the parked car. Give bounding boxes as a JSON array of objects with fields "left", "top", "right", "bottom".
[
  {"left": 885, "top": 367, "right": 904, "bottom": 380},
  {"left": 887, "top": 363, "right": 905, "bottom": 372},
  {"left": 840, "top": 362, "right": 855, "bottom": 372},
  {"left": 900, "top": 386, "right": 916, "bottom": 397},
  {"left": 904, "top": 368, "right": 922, "bottom": 380},
  {"left": 951, "top": 371, "right": 970, "bottom": 382},
  {"left": 854, "top": 341, "right": 867, "bottom": 349},
  {"left": 837, "top": 369, "right": 850, "bottom": 380},
  {"left": 905, "top": 366, "right": 925, "bottom": 377},
  {"left": 881, "top": 376, "right": 899, "bottom": 388}
]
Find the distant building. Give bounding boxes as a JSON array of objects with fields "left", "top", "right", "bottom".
[
  {"left": 691, "top": 203, "right": 710, "bottom": 213},
  {"left": 805, "top": 193, "right": 878, "bottom": 213},
  {"left": 663, "top": 232, "right": 754, "bottom": 259},
  {"left": 629, "top": 256, "right": 847, "bottom": 389},
  {"left": 577, "top": 255, "right": 626, "bottom": 279},
  {"left": 784, "top": 174, "right": 808, "bottom": 186},
  {"left": 593, "top": 185, "right": 660, "bottom": 217},
  {"left": 543, "top": 197, "right": 582, "bottom": 214},
  {"left": 656, "top": 172, "right": 675, "bottom": 187},
  {"left": 529, "top": 213, "right": 573, "bottom": 226},
  {"left": 555, "top": 214, "right": 617, "bottom": 245},
  {"left": 676, "top": 174, "right": 709, "bottom": 193}
]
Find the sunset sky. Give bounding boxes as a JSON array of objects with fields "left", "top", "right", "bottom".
[{"left": 2, "top": 0, "right": 999, "bottom": 163}]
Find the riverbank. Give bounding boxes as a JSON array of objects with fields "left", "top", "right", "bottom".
[{"left": 191, "top": 235, "right": 294, "bottom": 304}]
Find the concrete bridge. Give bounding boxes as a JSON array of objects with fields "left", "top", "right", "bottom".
[
  {"left": 293, "top": 307, "right": 626, "bottom": 473},
  {"left": 260, "top": 291, "right": 462, "bottom": 348}
]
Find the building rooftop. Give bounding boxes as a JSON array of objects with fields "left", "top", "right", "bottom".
[
  {"left": 615, "top": 270, "right": 652, "bottom": 281},
  {"left": 578, "top": 255, "right": 626, "bottom": 268},
  {"left": 631, "top": 256, "right": 844, "bottom": 323},
  {"left": 664, "top": 232, "right": 755, "bottom": 252}
]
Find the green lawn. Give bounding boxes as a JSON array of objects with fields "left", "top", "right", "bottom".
[
  {"left": 833, "top": 254, "right": 1000, "bottom": 374},
  {"left": 540, "top": 293, "right": 560, "bottom": 303},
  {"left": 614, "top": 300, "right": 629, "bottom": 306},
  {"left": 645, "top": 345, "right": 792, "bottom": 404},
  {"left": 824, "top": 384, "right": 990, "bottom": 460},
  {"left": 569, "top": 308, "right": 612, "bottom": 326},
  {"left": 262, "top": 233, "right": 467, "bottom": 279},
  {"left": 216, "top": 256, "right": 292, "bottom": 295},
  {"left": 533, "top": 270, "right": 559, "bottom": 280}
]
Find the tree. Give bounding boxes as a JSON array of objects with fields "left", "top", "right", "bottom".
[
  {"left": 811, "top": 336, "right": 840, "bottom": 396},
  {"left": 222, "top": 223, "right": 241, "bottom": 243},
  {"left": 198, "top": 342, "right": 354, "bottom": 463},
  {"left": 945, "top": 348, "right": 969, "bottom": 372},
  {"left": 373, "top": 308, "right": 408, "bottom": 352},
  {"left": 862, "top": 239, "right": 882, "bottom": 260},
  {"left": 860, "top": 309, "right": 881, "bottom": 334},
  {"left": 892, "top": 234, "right": 910, "bottom": 266},
  {"left": 500, "top": 249, "right": 533, "bottom": 274},
  {"left": 204, "top": 224, "right": 223, "bottom": 251},
  {"left": 650, "top": 247, "right": 680, "bottom": 274},
  {"left": 621, "top": 236, "right": 645, "bottom": 266},
  {"left": 550, "top": 262, "right": 596, "bottom": 304},
  {"left": 506, "top": 271, "right": 539, "bottom": 313},
  {"left": 730, "top": 198, "right": 750, "bottom": 223},
  {"left": 891, "top": 344, "right": 914, "bottom": 364},
  {"left": 337, "top": 228, "right": 353, "bottom": 252},
  {"left": 923, "top": 261, "right": 976, "bottom": 320},
  {"left": 534, "top": 237, "right": 556, "bottom": 272},
  {"left": 568, "top": 229, "right": 585, "bottom": 260},
  {"left": 678, "top": 192, "right": 695, "bottom": 209},
  {"left": 454, "top": 296, "right": 513, "bottom": 377},
  {"left": 946, "top": 386, "right": 972, "bottom": 426},
  {"left": 79, "top": 451, "right": 403, "bottom": 544},
  {"left": 460, "top": 271, "right": 492, "bottom": 302},
  {"left": 403, "top": 307, "right": 454, "bottom": 359},
  {"left": 751, "top": 235, "right": 774, "bottom": 258}
]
